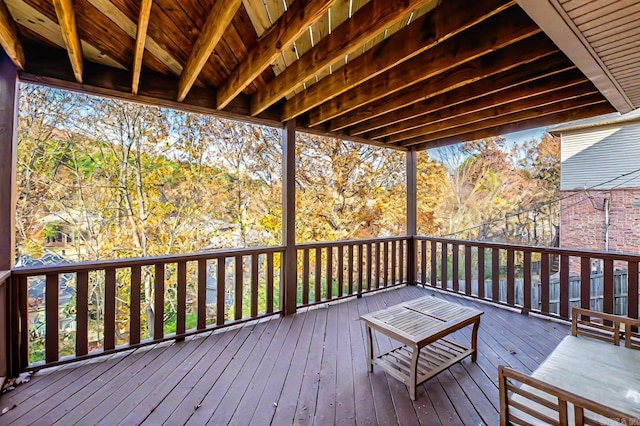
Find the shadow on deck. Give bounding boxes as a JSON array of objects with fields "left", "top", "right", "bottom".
[{"left": 0, "top": 285, "right": 569, "bottom": 425}]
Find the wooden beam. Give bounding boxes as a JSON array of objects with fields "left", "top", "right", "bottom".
[
  {"left": 307, "top": 7, "right": 541, "bottom": 127},
  {"left": 217, "top": 0, "right": 336, "bottom": 110},
  {"left": 0, "top": 0, "right": 24, "bottom": 69},
  {"left": 131, "top": 0, "right": 153, "bottom": 95},
  {"left": 0, "top": 51, "right": 17, "bottom": 269},
  {"left": 411, "top": 102, "right": 617, "bottom": 151},
  {"left": 282, "top": 120, "right": 297, "bottom": 315},
  {"left": 348, "top": 54, "right": 575, "bottom": 136},
  {"left": 280, "top": 0, "right": 513, "bottom": 121},
  {"left": 252, "top": 0, "right": 448, "bottom": 117},
  {"left": 176, "top": 0, "right": 242, "bottom": 102},
  {"left": 370, "top": 70, "right": 589, "bottom": 140},
  {"left": 52, "top": 0, "right": 83, "bottom": 83},
  {"left": 388, "top": 83, "right": 597, "bottom": 144},
  {"left": 327, "top": 33, "right": 559, "bottom": 131},
  {"left": 400, "top": 93, "right": 607, "bottom": 147}
]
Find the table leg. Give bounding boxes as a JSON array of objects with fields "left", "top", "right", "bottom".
[
  {"left": 409, "top": 345, "right": 419, "bottom": 400},
  {"left": 367, "top": 325, "right": 374, "bottom": 372},
  {"left": 471, "top": 317, "right": 480, "bottom": 362}
]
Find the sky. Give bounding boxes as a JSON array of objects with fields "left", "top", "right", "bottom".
[{"left": 502, "top": 127, "right": 547, "bottom": 146}]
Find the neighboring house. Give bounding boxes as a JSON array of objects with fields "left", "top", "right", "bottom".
[{"left": 549, "top": 110, "right": 640, "bottom": 259}]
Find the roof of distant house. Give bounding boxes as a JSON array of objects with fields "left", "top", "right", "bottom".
[{"left": 548, "top": 109, "right": 640, "bottom": 135}]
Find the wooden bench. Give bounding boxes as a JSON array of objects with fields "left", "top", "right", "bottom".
[{"left": 499, "top": 308, "right": 640, "bottom": 425}]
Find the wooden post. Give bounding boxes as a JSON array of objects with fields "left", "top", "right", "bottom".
[
  {"left": 406, "top": 150, "right": 417, "bottom": 285},
  {"left": 282, "top": 120, "right": 297, "bottom": 315},
  {"left": 0, "top": 51, "right": 19, "bottom": 377}
]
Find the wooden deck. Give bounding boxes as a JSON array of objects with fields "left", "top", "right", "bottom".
[{"left": 0, "top": 285, "right": 569, "bottom": 425}]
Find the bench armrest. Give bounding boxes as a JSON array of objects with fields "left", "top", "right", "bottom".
[{"left": 571, "top": 307, "right": 640, "bottom": 349}]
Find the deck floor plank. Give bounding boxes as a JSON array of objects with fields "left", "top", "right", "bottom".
[{"left": 1, "top": 285, "right": 569, "bottom": 426}]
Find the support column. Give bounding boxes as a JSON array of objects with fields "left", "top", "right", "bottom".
[
  {"left": 282, "top": 120, "right": 297, "bottom": 315},
  {"left": 406, "top": 149, "right": 417, "bottom": 285}
]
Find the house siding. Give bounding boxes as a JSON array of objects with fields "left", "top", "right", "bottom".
[{"left": 560, "top": 122, "right": 640, "bottom": 191}]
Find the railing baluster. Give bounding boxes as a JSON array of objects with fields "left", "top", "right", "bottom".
[
  {"left": 523, "top": 251, "right": 531, "bottom": 311},
  {"left": 603, "top": 259, "right": 614, "bottom": 314},
  {"left": 391, "top": 241, "right": 397, "bottom": 286},
  {"left": 348, "top": 244, "right": 354, "bottom": 295},
  {"left": 477, "top": 247, "right": 485, "bottom": 299},
  {"left": 45, "top": 274, "right": 59, "bottom": 363},
  {"left": 560, "top": 255, "right": 569, "bottom": 319},
  {"left": 541, "top": 253, "right": 550, "bottom": 314},
  {"left": 629, "top": 261, "right": 639, "bottom": 320},
  {"left": 375, "top": 242, "right": 381, "bottom": 289},
  {"left": 251, "top": 254, "right": 259, "bottom": 318},
  {"left": 464, "top": 245, "right": 471, "bottom": 296},
  {"left": 399, "top": 240, "right": 404, "bottom": 284},
  {"left": 104, "top": 268, "right": 116, "bottom": 350},
  {"left": 267, "top": 252, "right": 274, "bottom": 313},
  {"left": 580, "top": 257, "right": 591, "bottom": 311},
  {"left": 197, "top": 259, "right": 207, "bottom": 330},
  {"left": 384, "top": 241, "right": 389, "bottom": 287},
  {"left": 327, "top": 247, "right": 333, "bottom": 300},
  {"left": 441, "top": 242, "right": 448, "bottom": 290},
  {"left": 177, "top": 261, "right": 187, "bottom": 336},
  {"left": 430, "top": 241, "right": 437, "bottom": 287},
  {"left": 302, "top": 249, "right": 309, "bottom": 305},
  {"left": 217, "top": 257, "right": 225, "bottom": 326},
  {"left": 452, "top": 243, "right": 459, "bottom": 293},
  {"left": 366, "top": 243, "right": 372, "bottom": 291},
  {"left": 315, "top": 247, "right": 322, "bottom": 302},
  {"left": 492, "top": 248, "right": 499, "bottom": 302},
  {"left": 421, "top": 240, "right": 427, "bottom": 286},
  {"left": 154, "top": 263, "right": 164, "bottom": 340},
  {"left": 130, "top": 266, "right": 141, "bottom": 344},
  {"left": 358, "top": 244, "right": 363, "bottom": 295},
  {"left": 506, "top": 250, "right": 514, "bottom": 306},
  {"left": 235, "top": 255, "right": 243, "bottom": 320},
  {"left": 76, "top": 271, "right": 89, "bottom": 356},
  {"left": 18, "top": 276, "right": 28, "bottom": 370},
  {"left": 338, "top": 246, "right": 344, "bottom": 297}
]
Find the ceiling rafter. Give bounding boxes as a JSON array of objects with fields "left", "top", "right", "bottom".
[
  {"left": 131, "top": 0, "right": 153, "bottom": 95},
  {"left": 399, "top": 93, "right": 607, "bottom": 147},
  {"left": 327, "top": 34, "right": 560, "bottom": 132},
  {"left": 308, "top": 7, "right": 541, "bottom": 128},
  {"left": 177, "top": 0, "right": 243, "bottom": 102},
  {"left": 52, "top": 0, "right": 83, "bottom": 83},
  {"left": 279, "top": 0, "right": 514, "bottom": 122},
  {"left": 216, "top": 0, "right": 337, "bottom": 110},
  {"left": 368, "top": 70, "right": 588, "bottom": 140},
  {"left": 0, "top": 0, "right": 24, "bottom": 69},
  {"left": 251, "top": 0, "right": 446, "bottom": 117},
  {"left": 411, "top": 103, "right": 617, "bottom": 151}
]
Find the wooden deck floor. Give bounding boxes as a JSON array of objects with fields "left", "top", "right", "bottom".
[{"left": 0, "top": 285, "right": 569, "bottom": 425}]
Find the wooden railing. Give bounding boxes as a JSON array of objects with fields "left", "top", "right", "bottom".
[
  {"left": 415, "top": 236, "right": 640, "bottom": 321},
  {"left": 0, "top": 270, "right": 10, "bottom": 383},
  {"left": 296, "top": 236, "right": 410, "bottom": 307},
  {"left": 10, "top": 247, "right": 285, "bottom": 371}
]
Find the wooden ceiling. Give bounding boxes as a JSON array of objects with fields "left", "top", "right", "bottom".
[{"left": 0, "top": 0, "right": 620, "bottom": 150}]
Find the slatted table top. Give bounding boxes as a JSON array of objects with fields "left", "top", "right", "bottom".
[{"left": 361, "top": 295, "right": 483, "bottom": 346}]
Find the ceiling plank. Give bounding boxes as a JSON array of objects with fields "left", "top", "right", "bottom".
[
  {"left": 176, "top": 0, "right": 243, "bottom": 102},
  {"left": 410, "top": 102, "right": 617, "bottom": 151},
  {"left": 327, "top": 34, "right": 560, "bottom": 131},
  {"left": 307, "top": 7, "right": 541, "bottom": 127},
  {"left": 251, "top": 0, "right": 446, "bottom": 117},
  {"left": 0, "top": 0, "right": 24, "bottom": 69},
  {"left": 368, "top": 70, "right": 589, "bottom": 140},
  {"left": 131, "top": 0, "right": 152, "bottom": 95},
  {"left": 52, "top": 0, "right": 83, "bottom": 83},
  {"left": 216, "top": 0, "right": 337, "bottom": 110},
  {"left": 399, "top": 93, "right": 607, "bottom": 147},
  {"left": 279, "top": 0, "right": 514, "bottom": 122},
  {"left": 385, "top": 82, "right": 597, "bottom": 143},
  {"left": 348, "top": 54, "right": 576, "bottom": 136}
]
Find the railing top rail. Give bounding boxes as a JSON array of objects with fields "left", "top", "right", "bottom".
[
  {"left": 296, "top": 235, "right": 411, "bottom": 249},
  {"left": 415, "top": 235, "right": 640, "bottom": 262},
  {"left": 12, "top": 245, "right": 286, "bottom": 276},
  {"left": 0, "top": 270, "right": 10, "bottom": 283}
]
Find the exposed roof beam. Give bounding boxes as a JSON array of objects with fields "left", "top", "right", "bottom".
[
  {"left": 53, "top": 0, "right": 83, "bottom": 83},
  {"left": 217, "top": 0, "right": 336, "bottom": 110},
  {"left": 131, "top": 0, "right": 153, "bottom": 95},
  {"left": 307, "top": 8, "right": 541, "bottom": 128},
  {"left": 411, "top": 102, "right": 617, "bottom": 151},
  {"left": 252, "top": 0, "right": 447, "bottom": 117},
  {"left": 386, "top": 82, "right": 596, "bottom": 144},
  {"left": 0, "top": 0, "right": 24, "bottom": 69},
  {"left": 348, "top": 54, "right": 576, "bottom": 136},
  {"left": 177, "top": 0, "right": 242, "bottom": 102},
  {"left": 399, "top": 93, "right": 607, "bottom": 147},
  {"left": 369, "top": 70, "right": 588, "bottom": 140},
  {"left": 279, "top": 0, "right": 514, "bottom": 122},
  {"left": 326, "top": 33, "right": 558, "bottom": 131}
]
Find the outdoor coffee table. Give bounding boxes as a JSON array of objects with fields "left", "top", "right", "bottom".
[{"left": 361, "top": 295, "right": 483, "bottom": 400}]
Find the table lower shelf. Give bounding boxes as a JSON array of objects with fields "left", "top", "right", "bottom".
[{"left": 372, "top": 338, "right": 474, "bottom": 387}]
